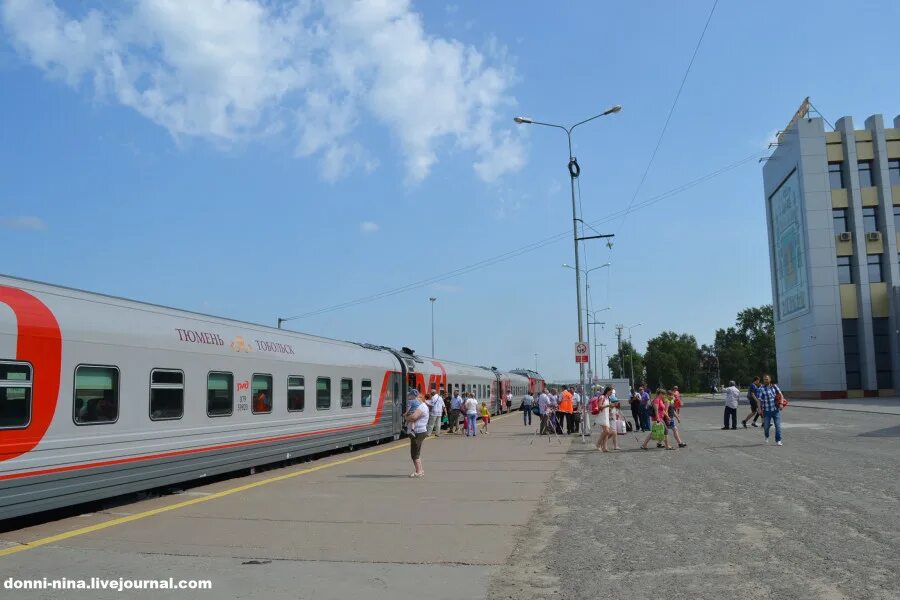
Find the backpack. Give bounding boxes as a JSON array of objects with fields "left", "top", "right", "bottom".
[{"left": 589, "top": 396, "right": 601, "bottom": 415}]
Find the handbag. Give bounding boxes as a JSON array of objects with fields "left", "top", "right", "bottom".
[{"left": 651, "top": 422, "right": 665, "bottom": 441}]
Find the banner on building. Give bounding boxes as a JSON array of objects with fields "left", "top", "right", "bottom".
[{"left": 769, "top": 170, "right": 810, "bottom": 321}]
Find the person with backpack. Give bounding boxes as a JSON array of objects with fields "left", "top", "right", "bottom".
[
  {"left": 757, "top": 374, "right": 785, "bottom": 446},
  {"left": 742, "top": 376, "right": 762, "bottom": 428}
]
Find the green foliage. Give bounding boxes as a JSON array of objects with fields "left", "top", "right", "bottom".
[
  {"left": 643, "top": 331, "right": 702, "bottom": 392},
  {"left": 607, "top": 340, "right": 643, "bottom": 382},
  {"left": 714, "top": 305, "right": 776, "bottom": 386}
]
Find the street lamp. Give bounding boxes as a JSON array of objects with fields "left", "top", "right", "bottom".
[
  {"left": 429, "top": 297, "right": 437, "bottom": 356},
  {"left": 627, "top": 322, "right": 643, "bottom": 389},
  {"left": 596, "top": 343, "right": 608, "bottom": 379},
  {"left": 518, "top": 105, "right": 621, "bottom": 443}
]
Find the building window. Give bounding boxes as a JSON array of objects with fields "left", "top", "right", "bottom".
[
  {"left": 207, "top": 372, "right": 234, "bottom": 417},
  {"left": 316, "top": 377, "right": 331, "bottom": 410},
  {"left": 252, "top": 373, "right": 273, "bottom": 414},
  {"left": 873, "top": 317, "right": 893, "bottom": 389},
  {"left": 361, "top": 379, "right": 373, "bottom": 407},
  {"left": 341, "top": 378, "right": 353, "bottom": 408},
  {"left": 894, "top": 206, "right": 900, "bottom": 234},
  {"left": 858, "top": 160, "right": 874, "bottom": 187},
  {"left": 832, "top": 209, "right": 848, "bottom": 233},
  {"left": 288, "top": 376, "right": 305, "bottom": 411},
  {"left": 828, "top": 162, "right": 844, "bottom": 189},
  {"left": 889, "top": 159, "right": 900, "bottom": 186},
  {"left": 836, "top": 256, "right": 853, "bottom": 284},
  {"left": 0, "top": 361, "right": 31, "bottom": 429},
  {"left": 867, "top": 254, "right": 883, "bottom": 283},
  {"left": 842, "top": 319, "right": 861, "bottom": 389},
  {"left": 74, "top": 365, "right": 119, "bottom": 424},
  {"left": 150, "top": 369, "right": 184, "bottom": 420},
  {"left": 862, "top": 207, "right": 878, "bottom": 233}
]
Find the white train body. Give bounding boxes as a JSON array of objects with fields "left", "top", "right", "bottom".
[{"left": 0, "top": 276, "right": 544, "bottom": 519}]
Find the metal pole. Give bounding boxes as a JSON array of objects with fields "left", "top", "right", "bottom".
[
  {"left": 429, "top": 297, "right": 436, "bottom": 356},
  {"left": 616, "top": 325, "right": 623, "bottom": 379},
  {"left": 566, "top": 132, "right": 587, "bottom": 443},
  {"left": 629, "top": 332, "right": 635, "bottom": 390},
  {"left": 535, "top": 353, "right": 538, "bottom": 371}
]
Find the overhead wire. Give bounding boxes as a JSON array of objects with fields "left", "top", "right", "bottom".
[
  {"left": 279, "top": 150, "right": 763, "bottom": 323},
  {"left": 615, "top": 0, "right": 719, "bottom": 233}
]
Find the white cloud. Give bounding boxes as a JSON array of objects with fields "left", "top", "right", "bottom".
[
  {"left": 0, "top": 216, "right": 47, "bottom": 231},
  {"left": 360, "top": 221, "right": 379, "bottom": 233},
  {"left": 1, "top": 0, "right": 524, "bottom": 183}
]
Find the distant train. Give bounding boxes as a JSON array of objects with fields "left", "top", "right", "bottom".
[{"left": 0, "top": 275, "right": 545, "bottom": 519}]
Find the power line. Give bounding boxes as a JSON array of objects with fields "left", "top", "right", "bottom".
[
  {"left": 616, "top": 0, "right": 719, "bottom": 233},
  {"left": 278, "top": 150, "right": 762, "bottom": 323}
]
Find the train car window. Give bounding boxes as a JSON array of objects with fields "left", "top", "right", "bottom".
[
  {"left": 361, "top": 379, "right": 373, "bottom": 407},
  {"left": 252, "top": 374, "right": 273, "bottom": 414},
  {"left": 0, "top": 361, "right": 31, "bottom": 429},
  {"left": 207, "top": 372, "right": 234, "bottom": 417},
  {"left": 74, "top": 365, "right": 119, "bottom": 425},
  {"left": 288, "top": 376, "right": 305, "bottom": 412},
  {"left": 316, "top": 377, "right": 331, "bottom": 410},
  {"left": 150, "top": 369, "right": 184, "bottom": 421},
  {"left": 340, "top": 378, "right": 353, "bottom": 408}
]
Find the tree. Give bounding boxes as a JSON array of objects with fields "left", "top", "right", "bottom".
[
  {"left": 643, "top": 331, "right": 701, "bottom": 392},
  {"left": 713, "top": 305, "right": 776, "bottom": 386},
  {"left": 607, "top": 340, "right": 643, "bottom": 384}
]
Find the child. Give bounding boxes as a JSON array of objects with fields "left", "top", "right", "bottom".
[{"left": 479, "top": 401, "right": 490, "bottom": 434}]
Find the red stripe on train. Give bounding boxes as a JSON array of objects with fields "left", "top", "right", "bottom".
[{"left": 0, "top": 286, "right": 62, "bottom": 462}]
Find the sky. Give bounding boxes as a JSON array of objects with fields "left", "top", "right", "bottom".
[{"left": 2, "top": 0, "right": 900, "bottom": 382}]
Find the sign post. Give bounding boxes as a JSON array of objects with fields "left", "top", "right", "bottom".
[{"left": 575, "top": 342, "right": 589, "bottom": 364}]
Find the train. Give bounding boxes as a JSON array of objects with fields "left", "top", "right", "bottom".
[{"left": 0, "top": 275, "right": 545, "bottom": 520}]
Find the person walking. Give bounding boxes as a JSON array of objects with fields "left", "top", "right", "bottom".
[
  {"left": 505, "top": 390, "right": 513, "bottom": 414},
  {"left": 448, "top": 389, "right": 463, "bottom": 434},
  {"left": 479, "top": 401, "right": 491, "bottom": 434},
  {"left": 405, "top": 389, "right": 429, "bottom": 477},
  {"left": 757, "top": 374, "right": 785, "bottom": 446},
  {"left": 521, "top": 390, "right": 534, "bottom": 426},
  {"left": 572, "top": 387, "right": 582, "bottom": 434},
  {"left": 665, "top": 391, "right": 687, "bottom": 448},
  {"left": 672, "top": 385, "right": 683, "bottom": 419},
  {"left": 426, "top": 387, "right": 444, "bottom": 437},
  {"left": 595, "top": 386, "right": 613, "bottom": 452},
  {"left": 722, "top": 381, "right": 740, "bottom": 430},
  {"left": 464, "top": 392, "right": 479, "bottom": 438},
  {"left": 742, "top": 376, "right": 762, "bottom": 428},
  {"left": 641, "top": 389, "right": 673, "bottom": 450}
]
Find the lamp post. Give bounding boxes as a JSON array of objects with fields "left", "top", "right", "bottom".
[
  {"left": 429, "top": 297, "right": 437, "bottom": 356},
  {"left": 562, "top": 263, "right": 611, "bottom": 385},
  {"left": 627, "top": 322, "right": 643, "bottom": 389},
  {"left": 588, "top": 307, "right": 611, "bottom": 378},
  {"left": 596, "top": 343, "right": 608, "bottom": 379},
  {"left": 516, "top": 105, "right": 621, "bottom": 443},
  {"left": 534, "top": 353, "right": 539, "bottom": 371}
]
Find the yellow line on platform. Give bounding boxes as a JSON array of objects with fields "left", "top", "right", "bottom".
[
  {"left": 0, "top": 441, "right": 407, "bottom": 559},
  {"left": 1, "top": 408, "right": 520, "bottom": 559}
]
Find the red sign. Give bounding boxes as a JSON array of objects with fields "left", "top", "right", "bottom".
[{"left": 576, "top": 355, "right": 589, "bottom": 363}]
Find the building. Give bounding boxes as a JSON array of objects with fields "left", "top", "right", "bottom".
[{"left": 763, "top": 100, "right": 900, "bottom": 398}]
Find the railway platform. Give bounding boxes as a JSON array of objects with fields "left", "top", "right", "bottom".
[{"left": 0, "top": 411, "right": 572, "bottom": 599}]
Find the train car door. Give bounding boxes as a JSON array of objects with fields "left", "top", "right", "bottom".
[{"left": 389, "top": 372, "right": 403, "bottom": 436}]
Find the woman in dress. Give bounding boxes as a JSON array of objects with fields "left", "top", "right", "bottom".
[{"left": 595, "top": 385, "right": 613, "bottom": 452}]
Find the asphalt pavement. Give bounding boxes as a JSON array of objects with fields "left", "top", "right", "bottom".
[{"left": 488, "top": 400, "right": 900, "bottom": 600}]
